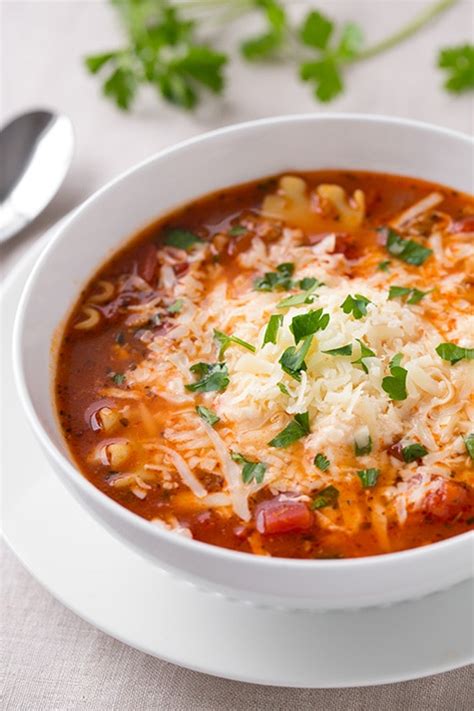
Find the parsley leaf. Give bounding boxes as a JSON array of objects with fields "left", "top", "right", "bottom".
[
  {"left": 300, "top": 11, "right": 334, "bottom": 50},
  {"left": 438, "top": 44, "right": 474, "bottom": 94},
  {"left": 254, "top": 263, "right": 295, "bottom": 292},
  {"left": 388, "top": 285, "right": 431, "bottom": 304},
  {"left": 464, "top": 433, "right": 474, "bottom": 460},
  {"left": 401, "top": 443, "right": 428, "bottom": 463},
  {"left": 299, "top": 277, "right": 319, "bottom": 291},
  {"left": 354, "top": 433, "right": 372, "bottom": 456},
  {"left": 186, "top": 362, "right": 229, "bottom": 393},
  {"left": 263, "top": 314, "right": 283, "bottom": 346},
  {"left": 228, "top": 224, "right": 247, "bottom": 236},
  {"left": 168, "top": 299, "right": 184, "bottom": 313},
  {"left": 164, "top": 228, "right": 203, "bottom": 250},
  {"left": 352, "top": 339, "right": 376, "bottom": 374},
  {"left": 277, "top": 281, "right": 321, "bottom": 308},
  {"left": 382, "top": 353, "right": 408, "bottom": 401},
  {"left": 357, "top": 468, "right": 380, "bottom": 488},
  {"left": 268, "top": 412, "right": 310, "bottom": 447},
  {"left": 196, "top": 405, "right": 220, "bottom": 426},
  {"left": 377, "top": 260, "right": 391, "bottom": 272},
  {"left": 436, "top": 342, "right": 474, "bottom": 365},
  {"left": 279, "top": 335, "right": 313, "bottom": 381},
  {"left": 231, "top": 451, "right": 267, "bottom": 484},
  {"left": 277, "top": 381, "right": 290, "bottom": 395},
  {"left": 111, "top": 372, "right": 126, "bottom": 386},
  {"left": 213, "top": 329, "right": 256, "bottom": 358},
  {"left": 240, "top": 0, "right": 287, "bottom": 61},
  {"left": 314, "top": 453, "right": 330, "bottom": 471},
  {"left": 322, "top": 343, "right": 352, "bottom": 356},
  {"left": 290, "top": 308, "right": 330, "bottom": 344},
  {"left": 311, "top": 485, "right": 339, "bottom": 510},
  {"left": 341, "top": 293, "right": 371, "bottom": 319},
  {"left": 381, "top": 228, "right": 433, "bottom": 266}
]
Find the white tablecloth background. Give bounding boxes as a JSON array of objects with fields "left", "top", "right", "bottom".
[{"left": 1, "top": 1, "right": 473, "bottom": 707}]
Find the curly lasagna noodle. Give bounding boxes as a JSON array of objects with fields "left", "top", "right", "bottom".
[{"left": 56, "top": 171, "right": 474, "bottom": 558}]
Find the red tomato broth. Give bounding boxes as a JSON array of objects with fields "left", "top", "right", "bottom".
[{"left": 55, "top": 170, "right": 474, "bottom": 558}]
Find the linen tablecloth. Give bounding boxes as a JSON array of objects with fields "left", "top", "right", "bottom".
[{"left": 1, "top": 1, "right": 473, "bottom": 707}]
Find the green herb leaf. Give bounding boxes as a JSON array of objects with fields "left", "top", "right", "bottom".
[
  {"left": 337, "top": 22, "right": 364, "bottom": 60},
  {"left": 382, "top": 353, "right": 408, "bottom": 401},
  {"left": 438, "top": 44, "right": 474, "bottom": 94},
  {"left": 401, "top": 443, "right": 428, "bottom": 463},
  {"left": 354, "top": 434, "right": 372, "bottom": 456},
  {"left": 300, "top": 57, "right": 344, "bottom": 102},
  {"left": 436, "top": 342, "right": 474, "bottom": 365},
  {"left": 382, "top": 228, "right": 433, "bottom": 266},
  {"left": 357, "top": 468, "right": 380, "bottom": 488},
  {"left": 111, "top": 372, "right": 126, "bottom": 386},
  {"left": 352, "top": 339, "right": 376, "bottom": 374},
  {"left": 341, "top": 293, "right": 371, "bottom": 319},
  {"left": 164, "top": 228, "right": 203, "bottom": 250},
  {"left": 311, "top": 485, "right": 339, "bottom": 510},
  {"left": 377, "top": 260, "right": 391, "bottom": 272},
  {"left": 231, "top": 451, "right": 267, "bottom": 484},
  {"left": 228, "top": 224, "right": 247, "bottom": 236},
  {"left": 196, "top": 405, "right": 220, "bottom": 426},
  {"left": 240, "top": 0, "right": 287, "bottom": 61},
  {"left": 168, "top": 299, "right": 184, "bottom": 313},
  {"left": 213, "top": 329, "right": 256, "bottom": 358},
  {"left": 314, "top": 453, "right": 330, "bottom": 471},
  {"left": 277, "top": 281, "right": 320, "bottom": 308},
  {"left": 300, "top": 10, "right": 334, "bottom": 50},
  {"left": 277, "top": 382, "right": 290, "bottom": 395},
  {"left": 298, "top": 277, "right": 319, "bottom": 291},
  {"left": 254, "top": 262, "right": 295, "bottom": 292},
  {"left": 85, "top": 51, "right": 119, "bottom": 74},
  {"left": 322, "top": 343, "right": 352, "bottom": 356},
  {"left": 279, "top": 336, "right": 313, "bottom": 381},
  {"left": 186, "top": 362, "right": 229, "bottom": 393},
  {"left": 263, "top": 314, "right": 283, "bottom": 345},
  {"left": 268, "top": 412, "right": 310, "bottom": 448},
  {"left": 464, "top": 433, "right": 474, "bottom": 460},
  {"left": 290, "top": 308, "right": 330, "bottom": 344},
  {"left": 388, "top": 285, "right": 431, "bottom": 304}
]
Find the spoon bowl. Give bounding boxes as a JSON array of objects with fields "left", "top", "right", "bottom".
[{"left": 0, "top": 110, "right": 74, "bottom": 243}]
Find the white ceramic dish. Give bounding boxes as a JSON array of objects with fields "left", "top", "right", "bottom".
[
  {"left": 13, "top": 114, "right": 474, "bottom": 610},
  {"left": 3, "top": 244, "right": 474, "bottom": 686}
]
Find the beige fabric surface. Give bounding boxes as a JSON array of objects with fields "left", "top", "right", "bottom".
[{"left": 1, "top": 1, "right": 473, "bottom": 707}]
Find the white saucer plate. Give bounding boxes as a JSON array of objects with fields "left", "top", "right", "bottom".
[{"left": 1, "top": 237, "right": 473, "bottom": 688}]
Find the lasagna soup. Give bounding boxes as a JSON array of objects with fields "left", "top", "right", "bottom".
[{"left": 56, "top": 171, "right": 474, "bottom": 558}]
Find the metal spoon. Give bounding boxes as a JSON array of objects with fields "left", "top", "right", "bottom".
[{"left": 0, "top": 110, "right": 74, "bottom": 243}]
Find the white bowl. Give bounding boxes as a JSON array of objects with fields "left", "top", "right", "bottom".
[{"left": 13, "top": 114, "right": 474, "bottom": 610}]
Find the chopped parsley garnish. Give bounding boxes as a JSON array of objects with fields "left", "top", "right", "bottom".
[
  {"left": 164, "top": 228, "right": 203, "bottom": 251},
  {"left": 186, "top": 362, "right": 229, "bottom": 393},
  {"left": 438, "top": 44, "right": 474, "bottom": 94},
  {"left": 231, "top": 451, "right": 267, "bottom": 484},
  {"left": 268, "top": 412, "right": 310, "bottom": 448},
  {"left": 352, "top": 339, "right": 376, "bottom": 374},
  {"left": 388, "top": 285, "right": 431, "bottom": 304},
  {"left": 401, "top": 443, "right": 428, "bottom": 463},
  {"left": 354, "top": 434, "right": 372, "bottom": 456},
  {"left": 322, "top": 343, "right": 352, "bottom": 356},
  {"left": 277, "top": 382, "right": 290, "bottom": 395},
  {"left": 382, "top": 353, "right": 408, "bottom": 401},
  {"left": 111, "top": 372, "right": 126, "bottom": 386},
  {"left": 298, "top": 277, "right": 319, "bottom": 291},
  {"left": 168, "top": 299, "right": 184, "bottom": 313},
  {"left": 290, "top": 308, "right": 330, "bottom": 344},
  {"left": 196, "top": 405, "right": 220, "bottom": 426},
  {"left": 279, "top": 335, "right": 313, "bottom": 381},
  {"left": 213, "top": 329, "right": 256, "bottom": 358},
  {"left": 464, "top": 434, "right": 474, "bottom": 460},
  {"left": 277, "top": 281, "right": 321, "bottom": 309},
  {"left": 263, "top": 314, "right": 283, "bottom": 346},
  {"left": 311, "top": 484, "right": 339, "bottom": 510},
  {"left": 254, "top": 262, "right": 295, "bottom": 292},
  {"left": 377, "top": 260, "right": 391, "bottom": 272},
  {"left": 314, "top": 453, "right": 330, "bottom": 471},
  {"left": 228, "top": 224, "right": 247, "bottom": 236},
  {"left": 341, "top": 293, "right": 371, "bottom": 319},
  {"left": 381, "top": 227, "right": 433, "bottom": 266},
  {"left": 357, "top": 468, "right": 380, "bottom": 488},
  {"left": 435, "top": 342, "right": 474, "bottom": 365}
]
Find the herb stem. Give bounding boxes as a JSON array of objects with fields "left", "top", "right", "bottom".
[{"left": 352, "top": 0, "right": 458, "bottom": 63}]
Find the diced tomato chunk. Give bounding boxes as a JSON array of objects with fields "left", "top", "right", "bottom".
[
  {"left": 422, "top": 479, "right": 473, "bottom": 523},
  {"left": 450, "top": 215, "right": 474, "bottom": 234},
  {"left": 136, "top": 244, "right": 158, "bottom": 284},
  {"left": 255, "top": 497, "right": 313, "bottom": 535}
]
